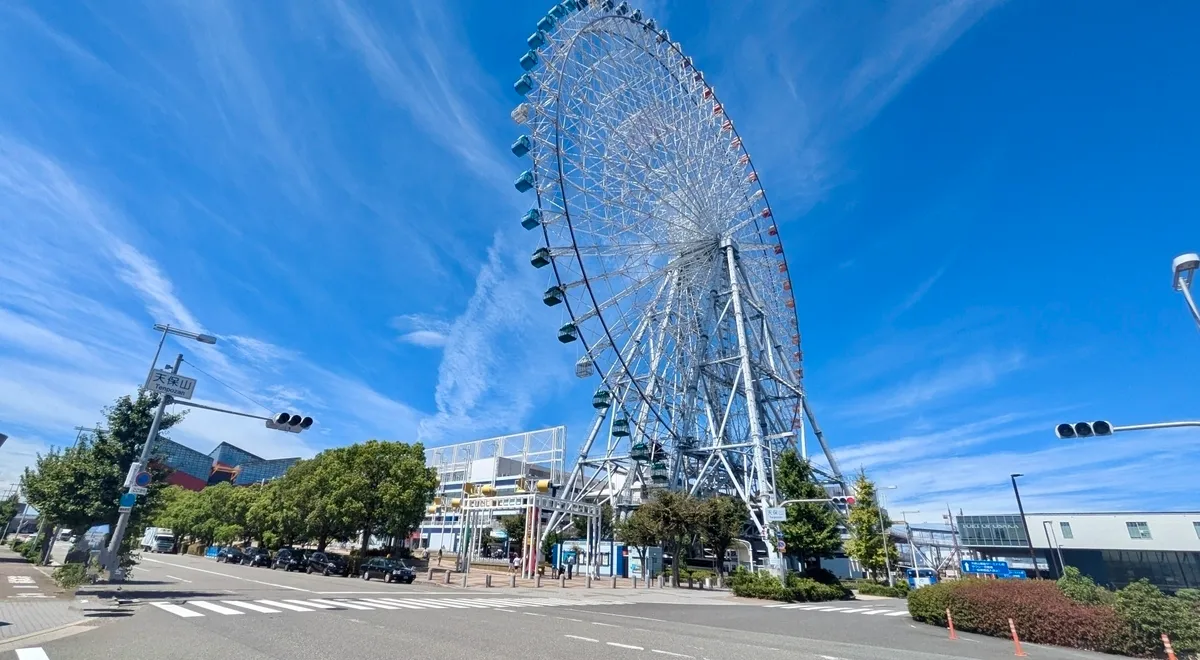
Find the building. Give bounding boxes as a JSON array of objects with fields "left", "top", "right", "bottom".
[
  {"left": 419, "top": 427, "right": 565, "bottom": 552},
  {"left": 152, "top": 438, "right": 300, "bottom": 491},
  {"left": 957, "top": 512, "right": 1200, "bottom": 592}
]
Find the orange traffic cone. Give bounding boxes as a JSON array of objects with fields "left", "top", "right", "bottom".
[
  {"left": 946, "top": 608, "right": 958, "bottom": 640},
  {"left": 1163, "top": 633, "right": 1177, "bottom": 660},
  {"left": 1008, "top": 618, "right": 1027, "bottom": 657}
]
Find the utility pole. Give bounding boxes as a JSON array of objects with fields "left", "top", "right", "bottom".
[
  {"left": 1009, "top": 474, "right": 1040, "bottom": 578},
  {"left": 104, "top": 353, "right": 182, "bottom": 580}
]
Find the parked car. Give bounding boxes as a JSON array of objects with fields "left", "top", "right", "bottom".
[
  {"left": 360, "top": 557, "right": 416, "bottom": 584},
  {"left": 272, "top": 548, "right": 307, "bottom": 572},
  {"left": 216, "top": 547, "right": 244, "bottom": 564},
  {"left": 306, "top": 551, "right": 349, "bottom": 577},
  {"left": 244, "top": 547, "right": 272, "bottom": 567}
]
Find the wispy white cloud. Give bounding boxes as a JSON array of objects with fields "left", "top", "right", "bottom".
[
  {"left": 889, "top": 266, "right": 948, "bottom": 318},
  {"left": 391, "top": 314, "right": 451, "bottom": 349}
]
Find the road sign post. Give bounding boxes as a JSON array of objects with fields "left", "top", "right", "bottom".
[
  {"left": 144, "top": 369, "right": 197, "bottom": 400},
  {"left": 961, "top": 560, "right": 1010, "bottom": 575},
  {"left": 765, "top": 507, "right": 787, "bottom": 522}
]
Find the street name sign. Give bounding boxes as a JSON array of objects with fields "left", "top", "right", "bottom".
[
  {"left": 144, "top": 369, "right": 197, "bottom": 400},
  {"left": 961, "top": 559, "right": 1009, "bottom": 575},
  {"left": 765, "top": 507, "right": 787, "bottom": 522},
  {"left": 128, "top": 486, "right": 147, "bottom": 496}
]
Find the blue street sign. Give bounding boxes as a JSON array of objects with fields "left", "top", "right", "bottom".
[
  {"left": 999, "top": 570, "right": 1027, "bottom": 580},
  {"left": 961, "top": 560, "right": 1009, "bottom": 575},
  {"left": 119, "top": 493, "right": 136, "bottom": 508},
  {"left": 134, "top": 471, "right": 152, "bottom": 488}
]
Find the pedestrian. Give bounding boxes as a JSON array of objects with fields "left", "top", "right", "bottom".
[{"left": 437, "top": 547, "right": 443, "bottom": 565}]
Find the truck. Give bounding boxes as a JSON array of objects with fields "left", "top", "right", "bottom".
[{"left": 141, "top": 527, "right": 175, "bottom": 554}]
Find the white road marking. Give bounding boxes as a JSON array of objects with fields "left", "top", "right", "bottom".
[
  {"left": 16, "top": 593, "right": 50, "bottom": 598},
  {"left": 819, "top": 607, "right": 851, "bottom": 612},
  {"left": 372, "top": 598, "right": 426, "bottom": 609},
  {"left": 344, "top": 599, "right": 400, "bottom": 610},
  {"left": 223, "top": 601, "right": 280, "bottom": 613},
  {"left": 7, "top": 576, "right": 35, "bottom": 584},
  {"left": 591, "top": 621, "right": 619, "bottom": 627},
  {"left": 164, "top": 575, "right": 192, "bottom": 583},
  {"left": 564, "top": 635, "right": 599, "bottom": 643},
  {"left": 140, "top": 557, "right": 311, "bottom": 592},
  {"left": 608, "top": 642, "right": 645, "bottom": 650},
  {"left": 524, "top": 612, "right": 544, "bottom": 617},
  {"left": 405, "top": 599, "right": 456, "bottom": 609},
  {"left": 15, "top": 648, "right": 50, "bottom": 660},
  {"left": 314, "top": 590, "right": 446, "bottom": 595},
  {"left": 839, "top": 608, "right": 870, "bottom": 613},
  {"left": 308, "top": 598, "right": 363, "bottom": 610},
  {"left": 884, "top": 611, "right": 909, "bottom": 617},
  {"left": 652, "top": 650, "right": 693, "bottom": 658},
  {"left": 149, "top": 602, "right": 204, "bottom": 618},
  {"left": 287, "top": 599, "right": 335, "bottom": 609},
  {"left": 188, "top": 601, "right": 244, "bottom": 615},
  {"left": 11, "top": 585, "right": 40, "bottom": 589},
  {"left": 860, "top": 609, "right": 886, "bottom": 615},
  {"left": 496, "top": 609, "right": 516, "bottom": 613},
  {"left": 257, "top": 599, "right": 314, "bottom": 612}
]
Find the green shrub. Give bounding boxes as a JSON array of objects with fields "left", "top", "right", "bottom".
[
  {"left": 52, "top": 562, "right": 90, "bottom": 591},
  {"left": 1175, "top": 589, "right": 1200, "bottom": 606},
  {"left": 786, "top": 575, "right": 849, "bottom": 602},
  {"left": 678, "top": 567, "right": 715, "bottom": 582},
  {"left": 1114, "top": 580, "right": 1200, "bottom": 657},
  {"left": 729, "top": 568, "right": 789, "bottom": 601},
  {"left": 907, "top": 580, "right": 956, "bottom": 623},
  {"left": 855, "top": 581, "right": 909, "bottom": 598},
  {"left": 1057, "top": 566, "right": 1115, "bottom": 605}
]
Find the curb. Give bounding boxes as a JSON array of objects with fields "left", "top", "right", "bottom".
[{"left": 0, "top": 619, "right": 90, "bottom": 651}]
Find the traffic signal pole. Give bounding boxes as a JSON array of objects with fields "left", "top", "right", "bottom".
[{"left": 104, "top": 353, "right": 183, "bottom": 580}]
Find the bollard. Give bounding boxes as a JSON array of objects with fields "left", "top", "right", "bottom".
[
  {"left": 688, "top": 576, "right": 694, "bottom": 589},
  {"left": 586, "top": 575, "right": 592, "bottom": 589},
  {"left": 428, "top": 568, "right": 434, "bottom": 581},
  {"left": 703, "top": 577, "right": 711, "bottom": 590},
  {"left": 946, "top": 609, "right": 958, "bottom": 640},
  {"left": 485, "top": 574, "right": 492, "bottom": 588},
  {"left": 536, "top": 574, "right": 542, "bottom": 588},
  {"left": 444, "top": 570, "right": 452, "bottom": 584},
  {"left": 461, "top": 573, "right": 468, "bottom": 587},
  {"left": 611, "top": 576, "right": 617, "bottom": 589},
  {"left": 510, "top": 574, "right": 517, "bottom": 588},
  {"left": 633, "top": 576, "right": 639, "bottom": 589},
  {"left": 1007, "top": 618, "right": 1027, "bottom": 657},
  {"left": 560, "top": 574, "right": 567, "bottom": 588},
  {"left": 658, "top": 575, "right": 665, "bottom": 588},
  {"left": 1163, "top": 633, "right": 1178, "bottom": 660}
]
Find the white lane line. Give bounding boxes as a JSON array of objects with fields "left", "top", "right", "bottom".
[
  {"left": 591, "top": 621, "right": 619, "bottom": 627},
  {"left": 884, "top": 611, "right": 910, "bottom": 617},
  {"left": 564, "top": 635, "right": 599, "bottom": 643},
  {"left": 370, "top": 598, "right": 426, "bottom": 609},
  {"left": 164, "top": 575, "right": 193, "bottom": 583},
  {"left": 308, "top": 599, "right": 364, "bottom": 610},
  {"left": 149, "top": 602, "right": 204, "bottom": 618},
  {"left": 188, "top": 601, "right": 244, "bottom": 615},
  {"left": 11, "top": 585, "right": 39, "bottom": 589},
  {"left": 314, "top": 590, "right": 447, "bottom": 595},
  {"left": 608, "top": 642, "right": 644, "bottom": 650},
  {"left": 222, "top": 601, "right": 280, "bottom": 613},
  {"left": 257, "top": 599, "right": 314, "bottom": 612},
  {"left": 859, "top": 609, "right": 886, "bottom": 615},
  {"left": 839, "top": 608, "right": 870, "bottom": 613},
  {"left": 289, "top": 599, "right": 336, "bottom": 609},
  {"left": 651, "top": 650, "right": 693, "bottom": 658},
  {"left": 15, "top": 648, "right": 51, "bottom": 660},
  {"left": 140, "top": 557, "right": 311, "bottom": 592},
  {"left": 442, "top": 600, "right": 491, "bottom": 609},
  {"left": 345, "top": 599, "right": 400, "bottom": 610},
  {"left": 524, "top": 612, "right": 544, "bottom": 617},
  {"left": 408, "top": 599, "right": 460, "bottom": 609},
  {"left": 496, "top": 609, "right": 516, "bottom": 613},
  {"left": 820, "top": 607, "right": 851, "bottom": 612}
]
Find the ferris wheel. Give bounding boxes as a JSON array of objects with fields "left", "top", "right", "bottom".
[{"left": 508, "top": 0, "right": 844, "bottom": 554}]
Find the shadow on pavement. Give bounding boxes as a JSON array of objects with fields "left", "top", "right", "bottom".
[
  {"left": 82, "top": 610, "right": 135, "bottom": 618},
  {"left": 81, "top": 589, "right": 230, "bottom": 601}
]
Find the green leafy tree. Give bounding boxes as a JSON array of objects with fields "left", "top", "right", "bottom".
[
  {"left": 616, "top": 505, "right": 663, "bottom": 578},
  {"left": 289, "top": 455, "right": 354, "bottom": 551},
  {"left": 698, "top": 496, "right": 745, "bottom": 576},
  {"left": 499, "top": 515, "right": 526, "bottom": 553},
  {"left": 328, "top": 440, "right": 439, "bottom": 553},
  {"left": 843, "top": 470, "right": 898, "bottom": 581},
  {"left": 776, "top": 449, "right": 842, "bottom": 565},
  {"left": 639, "top": 490, "right": 699, "bottom": 585},
  {"left": 21, "top": 393, "right": 183, "bottom": 563},
  {"left": 0, "top": 494, "right": 19, "bottom": 534}
]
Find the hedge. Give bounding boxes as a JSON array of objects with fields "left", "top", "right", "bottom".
[
  {"left": 854, "top": 581, "right": 909, "bottom": 599},
  {"left": 728, "top": 568, "right": 850, "bottom": 603},
  {"left": 909, "top": 577, "right": 1200, "bottom": 658}
]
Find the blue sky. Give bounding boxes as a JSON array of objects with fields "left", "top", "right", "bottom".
[{"left": 1, "top": 0, "right": 1198, "bottom": 522}]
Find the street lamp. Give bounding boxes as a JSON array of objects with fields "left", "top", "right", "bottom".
[
  {"left": 1172, "top": 252, "right": 1200, "bottom": 330},
  {"left": 105, "top": 324, "right": 219, "bottom": 580},
  {"left": 879, "top": 486, "right": 898, "bottom": 587},
  {"left": 1009, "top": 474, "right": 1041, "bottom": 578}
]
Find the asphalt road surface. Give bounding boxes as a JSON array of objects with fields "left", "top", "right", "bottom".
[{"left": 2, "top": 553, "right": 1129, "bottom": 659}]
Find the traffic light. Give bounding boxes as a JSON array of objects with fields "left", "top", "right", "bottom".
[
  {"left": 1054, "top": 421, "right": 1113, "bottom": 439},
  {"left": 831, "top": 496, "right": 856, "bottom": 507},
  {"left": 266, "top": 412, "right": 314, "bottom": 433}
]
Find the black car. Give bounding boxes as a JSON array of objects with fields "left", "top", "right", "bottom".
[
  {"left": 306, "top": 551, "right": 349, "bottom": 577},
  {"left": 216, "top": 547, "right": 244, "bottom": 564},
  {"left": 360, "top": 557, "right": 416, "bottom": 584},
  {"left": 272, "top": 548, "right": 307, "bottom": 572},
  {"left": 244, "top": 547, "right": 272, "bottom": 567}
]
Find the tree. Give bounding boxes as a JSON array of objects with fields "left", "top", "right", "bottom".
[
  {"left": 21, "top": 393, "right": 183, "bottom": 563},
  {"left": 775, "top": 449, "right": 842, "bottom": 566},
  {"left": 328, "top": 440, "right": 439, "bottom": 553},
  {"left": 615, "top": 508, "right": 661, "bottom": 578},
  {"left": 499, "top": 515, "right": 525, "bottom": 553},
  {"left": 0, "top": 494, "right": 19, "bottom": 533},
  {"left": 698, "top": 497, "right": 745, "bottom": 576},
  {"left": 843, "top": 470, "right": 898, "bottom": 581},
  {"left": 289, "top": 455, "right": 354, "bottom": 551},
  {"left": 639, "top": 490, "right": 699, "bottom": 585}
]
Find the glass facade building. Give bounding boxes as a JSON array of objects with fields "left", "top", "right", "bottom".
[
  {"left": 151, "top": 438, "right": 298, "bottom": 491},
  {"left": 958, "top": 515, "right": 1029, "bottom": 547},
  {"left": 152, "top": 438, "right": 214, "bottom": 483}
]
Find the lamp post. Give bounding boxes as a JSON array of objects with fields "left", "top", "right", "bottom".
[
  {"left": 1172, "top": 252, "right": 1200, "bottom": 330},
  {"left": 1009, "top": 474, "right": 1040, "bottom": 578},
  {"left": 879, "top": 486, "right": 898, "bottom": 587},
  {"left": 104, "top": 324, "right": 217, "bottom": 581}
]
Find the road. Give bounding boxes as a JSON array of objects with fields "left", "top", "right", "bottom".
[{"left": 2, "top": 553, "right": 1127, "bottom": 659}]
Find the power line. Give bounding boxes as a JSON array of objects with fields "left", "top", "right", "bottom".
[{"left": 180, "top": 359, "right": 274, "bottom": 414}]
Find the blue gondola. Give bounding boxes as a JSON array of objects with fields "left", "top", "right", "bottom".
[
  {"left": 519, "top": 51, "right": 538, "bottom": 71},
  {"left": 521, "top": 208, "right": 541, "bottom": 229},
  {"left": 536, "top": 15, "right": 555, "bottom": 32},
  {"left": 511, "top": 135, "right": 532, "bottom": 157},
  {"left": 531, "top": 247, "right": 551, "bottom": 268},
  {"left": 615, "top": 2, "right": 628, "bottom": 15},
  {"left": 527, "top": 31, "right": 547, "bottom": 50},
  {"left": 514, "top": 74, "right": 535, "bottom": 96},
  {"left": 631, "top": 9, "right": 642, "bottom": 21},
  {"left": 514, "top": 170, "right": 535, "bottom": 192},
  {"left": 549, "top": 4, "right": 567, "bottom": 19}
]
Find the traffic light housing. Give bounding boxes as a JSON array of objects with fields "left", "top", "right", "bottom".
[
  {"left": 831, "top": 496, "right": 856, "bottom": 507},
  {"left": 1054, "top": 421, "right": 1113, "bottom": 439},
  {"left": 266, "top": 412, "right": 314, "bottom": 433}
]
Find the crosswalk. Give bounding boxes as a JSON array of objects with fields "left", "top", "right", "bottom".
[
  {"left": 763, "top": 602, "right": 910, "bottom": 617},
  {"left": 149, "top": 596, "right": 628, "bottom": 619}
]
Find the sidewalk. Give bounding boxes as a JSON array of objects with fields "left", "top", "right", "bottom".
[{"left": 0, "top": 547, "right": 85, "bottom": 645}]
